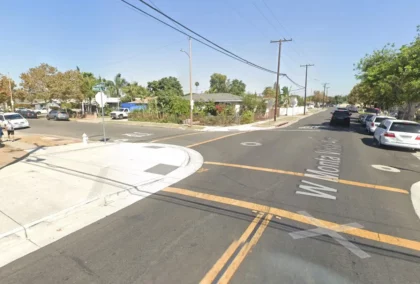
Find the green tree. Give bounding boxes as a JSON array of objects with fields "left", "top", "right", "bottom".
[
  {"left": 209, "top": 73, "right": 229, "bottom": 93},
  {"left": 122, "top": 81, "right": 148, "bottom": 103},
  {"left": 20, "top": 63, "right": 59, "bottom": 102},
  {"left": 147, "top": 76, "right": 184, "bottom": 112},
  {"left": 262, "top": 86, "right": 275, "bottom": 98},
  {"left": 195, "top": 81, "right": 199, "bottom": 93},
  {"left": 114, "top": 73, "right": 128, "bottom": 97},
  {"left": 229, "top": 79, "right": 246, "bottom": 96}
]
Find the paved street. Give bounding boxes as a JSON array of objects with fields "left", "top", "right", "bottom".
[{"left": 2, "top": 110, "right": 420, "bottom": 284}]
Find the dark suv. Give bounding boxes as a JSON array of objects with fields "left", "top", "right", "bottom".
[{"left": 330, "top": 110, "right": 351, "bottom": 127}]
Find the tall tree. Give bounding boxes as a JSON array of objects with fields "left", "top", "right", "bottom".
[
  {"left": 113, "top": 73, "right": 128, "bottom": 97},
  {"left": 229, "top": 79, "right": 246, "bottom": 96},
  {"left": 209, "top": 73, "right": 229, "bottom": 93},
  {"left": 20, "top": 63, "right": 59, "bottom": 103},
  {"left": 262, "top": 86, "right": 275, "bottom": 98},
  {"left": 122, "top": 81, "right": 148, "bottom": 102},
  {"left": 147, "top": 76, "right": 183, "bottom": 111},
  {"left": 195, "top": 81, "right": 199, "bottom": 93}
]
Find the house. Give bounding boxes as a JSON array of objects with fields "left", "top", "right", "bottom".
[{"left": 183, "top": 93, "right": 243, "bottom": 114}]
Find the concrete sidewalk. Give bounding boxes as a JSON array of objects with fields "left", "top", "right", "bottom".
[{"left": 0, "top": 142, "right": 203, "bottom": 267}]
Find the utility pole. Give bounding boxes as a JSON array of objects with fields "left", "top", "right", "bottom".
[
  {"left": 271, "top": 38, "right": 292, "bottom": 121},
  {"left": 181, "top": 37, "right": 193, "bottom": 126},
  {"left": 322, "top": 83, "right": 329, "bottom": 107},
  {"left": 300, "top": 64, "right": 314, "bottom": 115},
  {"left": 7, "top": 73, "right": 14, "bottom": 112}
]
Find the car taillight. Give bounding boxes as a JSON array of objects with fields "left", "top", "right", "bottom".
[
  {"left": 416, "top": 135, "right": 420, "bottom": 140},
  {"left": 371, "top": 122, "right": 374, "bottom": 127},
  {"left": 384, "top": 132, "right": 395, "bottom": 138}
]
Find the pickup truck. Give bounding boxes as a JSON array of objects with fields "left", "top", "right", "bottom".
[{"left": 110, "top": 108, "right": 130, "bottom": 119}]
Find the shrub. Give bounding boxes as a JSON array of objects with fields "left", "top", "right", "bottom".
[{"left": 240, "top": 110, "right": 254, "bottom": 124}]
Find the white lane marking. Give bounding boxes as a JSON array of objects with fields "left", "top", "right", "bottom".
[
  {"left": 410, "top": 181, "right": 420, "bottom": 220},
  {"left": 289, "top": 211, "right": 370, "bottom": 259},
  {"left": 122, "top": 132, "right": 152, "bottom": 138},
  {"left": 114, "top": 139, "right": 129, "bottom": 143},
  {"left": 371, "top": 165, "right": 400, "bottom": 173},
  {"left": 296, "top": 180, "right": 337, "bottom": 200},
  {"left": 240, "top": 142, "right": 262, "bottom": 146}
]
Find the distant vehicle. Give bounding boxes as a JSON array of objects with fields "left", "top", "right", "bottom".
[
  {"left": 348, "top": 105, "right": 358, "bottom": 113},
  {"left": 373, "top": 120, "right": 420, "bottom": 151},
  {"left": 34, "top": 108, "right": 48, "bottom": 115},
  {"left": 361, "top": 114, "right": 375, "bottom": 126},
  {"left": 46, "top": 110, "right": 70, "bottom": 121},
  {"left": 365, "top": 115, "right": 395, "bottom": 134},
  {"left": 330, "top": 110, "right": 351, "bottom": 127},
  {"left": 110, "top": 108, "right": 130, "bottom": 119},
  {"left": 16, "top": 109, "right": 38, "bottom": 119},
  {"left": 307, "top": 103, "right": 315, "bottom": 109},
  {"left": 365, "top": 107, "right": 380, "bottom": 115},
  {"left": 0, "top": 112, "right": 30, "bottom": 129}
]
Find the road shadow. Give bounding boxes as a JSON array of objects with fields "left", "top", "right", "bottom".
[
  {"left": 360, "top": 137, "right": 417, "bottom": 153},
  {"left": 0, "top": 143, "right": 45, "bottom": 171}
]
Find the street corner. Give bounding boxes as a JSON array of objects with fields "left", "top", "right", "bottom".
[{"left": 0, "top": 142, "right": 203, "bottom": 268}]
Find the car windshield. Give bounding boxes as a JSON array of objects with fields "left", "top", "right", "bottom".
[
  {"left": 5, "top": 114, "right": 23, "bottom": 120},
  {"left": 365, "top": 115, "right": 374, "bottom": 120},
  {"left": 117, "top": 108, "right": 125, "bottom": 111},
  {"left": 390, "top": 122, "right": 420, "bottom": 133},
  {"left": 374, "top": 117, "right": 391, "bottom": 123},
  {"left": 59, "top": 111, "right": 67, "bottom": 114}
]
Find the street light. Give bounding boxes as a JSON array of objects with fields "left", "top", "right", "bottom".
[{"left": 180, "top": 37, "right": 193, "bottom": 126}]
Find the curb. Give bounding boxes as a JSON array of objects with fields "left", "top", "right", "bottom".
[
  {"left": 410, "top": 181, "right": 420, "bottom": 220},
  {"left": 0, "top": 143, "right": 203, "bottom": 242}
]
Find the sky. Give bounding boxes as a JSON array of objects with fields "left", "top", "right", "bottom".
[{"left": 1, "top": 0, "right": 420, "bottom": 97}]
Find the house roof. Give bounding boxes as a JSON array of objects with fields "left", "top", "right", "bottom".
[{"left": 183, "top": 93, "right": 243, "bottom": 103}]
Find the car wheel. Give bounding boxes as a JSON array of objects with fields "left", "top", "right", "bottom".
[{"left": 118, "top": 114, "right": 123, "bottom": 119}]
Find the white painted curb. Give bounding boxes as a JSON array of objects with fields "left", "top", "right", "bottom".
[
  {"left": 410, "top": 181, "right": 420, "bottom": 220},
  {"left": 0, "top": 143, "right": 203, "bottom": 268}
]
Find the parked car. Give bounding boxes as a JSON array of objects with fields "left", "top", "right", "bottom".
[
  {"left": 361, "top": 114, "right": 375, "bottom": 126},
  {"left": 46, "top": 110, "right": 70, "bottom": 121},
  {"left": 365, "top": 107, "right": 380, "bottom": 115},
  {"left": 34, "top": 108, "right": 48, "bottom": 115},
  {"left": 373, "top": 120, "right": 420, "bottom": 151},
  {"left": 330, "top": 110, "right": 351, "bottom": 127},
  {"left": 16, "top": 109, "right": 38, "bottom": 119},
  {"left": 0, "top": 112, "right": 30, "bottom": 129},
  {"left": 365, "top": 115, "right": 395, "bottom": 134},
  {"left": 110, "top": 108, "right": 130, "bottom": 119}
]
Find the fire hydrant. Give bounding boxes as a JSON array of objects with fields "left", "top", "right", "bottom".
[{"left": 82, "top": 133, "right": 89, "bottom": 145}]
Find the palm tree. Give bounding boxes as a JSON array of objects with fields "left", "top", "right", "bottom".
[
  {"left": 114, "top": 73, "right": 128, "bottom": 97},
  {"left": 281, "top": 86, "right": 291, "bottom": 116}
]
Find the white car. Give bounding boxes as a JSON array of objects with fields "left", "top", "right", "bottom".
[
  {"left": 110, "top": 108, "right": 130, "bottom": 119},
  {"left": 34, "top": 108, "right": 48, "bottom": 115},
  {"left": 0, "top": 112, "right": 30, "bottom": 129},
  {"left": 373, "top": 120, "right": 420, "bottom": 151},
  {"left": 366, "top": 115, "right": 395, "bottom": 134}
]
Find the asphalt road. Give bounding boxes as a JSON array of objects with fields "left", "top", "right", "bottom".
[{"left": 2, "top": 110, "right": 420, "bottom": 284}]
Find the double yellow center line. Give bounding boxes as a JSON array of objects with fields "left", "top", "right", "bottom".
[{"left": 200, "top": 212, "right": 272, "bottom": 284}]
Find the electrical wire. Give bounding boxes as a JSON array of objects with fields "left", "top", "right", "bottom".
[
  {"left": 133, "top": 0, "right": 280, "bottom": 74},
  {"left": 121, "top": 0, "right": 276, "bottom": 74},
  {"left": 122, "top": 0, "right": 304, "bottom": 87}
]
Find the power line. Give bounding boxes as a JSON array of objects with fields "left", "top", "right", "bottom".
[
  {"left": 133, "top": 0, "right": 278, "bottom": 74},
  {"left": 121, "top": 0, "right": 276, "bottom": 74}
]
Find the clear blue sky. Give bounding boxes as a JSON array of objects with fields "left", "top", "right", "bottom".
[{"left": 1, "top": 0, "right": 419, "bottom": 97}]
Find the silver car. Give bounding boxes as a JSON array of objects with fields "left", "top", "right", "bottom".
[
  {"left": 366, "top": 115, "right": 395, "bottom": 134},
  {"left": 373, "top": 120, "right": 420, "bottom": 151},
  {"left": 46, "top": 110, "right": 70, "bottom": 121}
]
